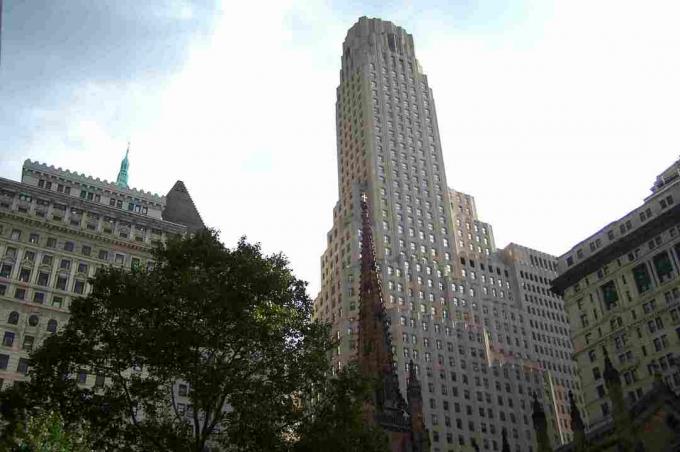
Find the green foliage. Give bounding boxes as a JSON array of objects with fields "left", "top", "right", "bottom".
[
  {"left": 294, "top": 364, "right": 389, "bottom": 452},
  {"left": 11, "top": 410, "right": 90, "bottom": 452},
  {"left": 0, "top": 230, "right": 384, "bottom": 451}
]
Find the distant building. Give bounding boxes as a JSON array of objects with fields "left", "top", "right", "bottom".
[
  {"left": 552, "top": 157, "right": 680, "bottom": 429},
  {"left": 0, "top": 151, "right": 203, "bottom": 388}
]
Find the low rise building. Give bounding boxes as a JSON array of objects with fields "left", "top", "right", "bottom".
[{"left": 0, "top": 152, "right": 203, "bottom": 389}]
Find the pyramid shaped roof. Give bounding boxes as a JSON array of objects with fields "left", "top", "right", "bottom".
[{"left": 162, "top": 180, "right": 204, "bottom": 232}]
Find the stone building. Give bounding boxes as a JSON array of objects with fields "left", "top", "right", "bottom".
[
  {"left": 314, "top": 17, "right": 579, "bottom": 451},
  {"left": 533, "top": 354, "right": 680, "bottom": 452},
  {"left": 0, "top": 152, "right": 203, "bottom": 389},
  {"left": 552, "top": 157, "right": 680, "bottom": 428}
]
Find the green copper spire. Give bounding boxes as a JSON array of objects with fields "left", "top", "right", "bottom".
[{"left": 116, "top": 143, "right": 130, "bottom": 188}]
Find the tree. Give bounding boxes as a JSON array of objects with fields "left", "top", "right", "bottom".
[
  {"left": 1, "top": 230, "right": 338, "bottom": 451},
  {"left": 294, "top": 364, "right": 389, "bottom": 452}
]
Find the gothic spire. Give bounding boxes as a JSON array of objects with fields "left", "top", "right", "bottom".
[
  {"left": 356, "top": 192, "right": 415, "bottom": 447},
  {"left": 116, "top": 142, "right": 130, "bottom": 189},
  {"left": 357, "top": 193, "right": 397, "bottom": 384}
]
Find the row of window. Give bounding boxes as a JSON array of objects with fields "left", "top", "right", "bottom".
[
  {"left": 3, "top": 312, "right": 58, "bottom": 331},
  {"left": 0, "top": 354, "right": 30, "bottom": 374},
  {"left": 35, "top": 176, "right": 154, "bottom": 216},
  {"left": 566, "top": 195, "right": 675, "bottom": 268}
]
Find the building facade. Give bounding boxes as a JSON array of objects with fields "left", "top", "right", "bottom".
[
  {"left": 548, "top": 355, "right": 680, "bottom": 452},
  {"left": 314, "top": 17, "right": 579, "bottom": 452},
  {"left": 552, "top": 157, "right": 680, "bottom": 428},
  {"left": 0, "top": 155, "right": 203, "bottom": 389}
]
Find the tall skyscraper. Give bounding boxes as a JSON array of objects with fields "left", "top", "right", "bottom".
[
  {"left": 0, "top": 152, "right": 203, "bottom": 389},
  {"left": 552, "top": 157, "right": 680, "bottom": 426},
  {"left": 315, "top": 17, "right": 579, "bottom": 451}
]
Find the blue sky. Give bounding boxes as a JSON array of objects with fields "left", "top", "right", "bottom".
[{"left": 1, "top": 0, "right": 679, "bottom": 294}]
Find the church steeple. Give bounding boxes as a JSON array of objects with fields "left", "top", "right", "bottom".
[
  {"left": 356, "top": 193, "right": 428, "bottom": 451},
  {"left": 357, "top": 193, "right": 405, "bottom": 413},
  {"left": 116, "top": 143, "right": 130, "bottom": 189}
]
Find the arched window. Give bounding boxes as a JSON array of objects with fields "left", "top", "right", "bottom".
[
  {"left": 28, "top": 315, "right": 39, "bottom": 326},
  {"left": 47, "top": 319, "right": 58, "bottom": 333},
  {"left": 7, "top": 311, "right": 19, "bottom": 325}
]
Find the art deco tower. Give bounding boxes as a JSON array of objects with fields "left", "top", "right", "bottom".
[
  {"left": 315, "top": 17, "right": 579, "bottom": 451},
  {"left": 316, "top": 17, "right": 455, "bottom": 361}
]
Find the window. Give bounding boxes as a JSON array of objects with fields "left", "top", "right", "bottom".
[
  {"left": 653, "top": 251, "right": 674, "bottom": 283},
  {"left": 0, "top": 264, "right": 12, "bottom": 278},
  {"left": 52, "top": 296, "right": 63, "bottom": 309},
  {"left": 28, "top": 315, "right": 39, "bottom": 326},
  {"left": 77, "top": 262, "right": 88, "bottom": 274},
  {"left": 17, "top": 358, "right": 29, "bottom": 375},
  {"left": 22, "top": 335, "right": 34, "bottom": 351},
  {"left": 18, "top": 268, "right": 31, "bottom": 282},
  {"left": 77, "top": 371, "right": 87, "bottom": 384},
  {"left": 7, "top": 311, "right": 19, "bottom": 324},
  {"left": 178, "top": 384, "right": 188, "bottom": 397},
  {"left": 82, "top": 245, "right": 92, "bottom": 256},
  {"left": 10, "top": 229, "right": 21, "bottom": 240},
  {"left": 60, "top": 259, "right": 71, "bottom": 270},
  {"left": 0, "top": 354, "right": 8, "bottom": 370},
  {"left": 41, "top": 254, "right": 53, "bottom": 265},
  {"left": 14, "top": 287, "right": 26, "bottom": 300},
  {"left": 37, "top": 272, "right": 49, "bottom": 286},
  {"left": 95, "top": 374, "right": 105, "bottom": 387},
  {"left": 46, "top": 319, "right": 58, "bottom": 333},
  {"left": 98, "top": 250, "right": 109, "bottom": 260},
  {"left": 56, "top": 276, "right": 67, "bottom": 291},
  {"left": 593, "top": 367, "right": 601, "bottom": 380},
  {"left": 46, "top": 237, "right": 57, "bottom": 248},
  {"left": 600, "top": 281, "right": 619, "bottom": 309},
  {"left": 28, "top": 233, "right": 39, "bottom": 244},
  {"left": 2, "top": 331, "right": 15, "bottom": 347},
  {"left": 73, "top": 280, "right": 85, "bottom": 294},
  {"left": 33, "top": 292, "right": 45, "bottom": 304},
  {"left": 632, "top": 264, "right": 652, "bottom": 294}
]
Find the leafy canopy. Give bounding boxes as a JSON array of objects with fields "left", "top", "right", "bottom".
[{"left": 0, "top": 230, "right": 387, "bottom": 451}]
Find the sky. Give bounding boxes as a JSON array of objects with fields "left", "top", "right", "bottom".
[{"left": 1, "top": 0, "right": 679, "bottom": 295}]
